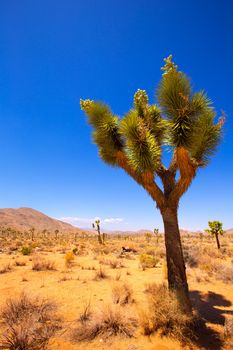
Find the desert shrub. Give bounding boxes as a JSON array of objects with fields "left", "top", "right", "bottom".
[
  {"left": 139, "top": 254, "right": 159, "bottom": 269},
  {"left": 0, "top": 292, "right": 61, "bottom": 349},
  {"left": 58, "top": 275, "right": 73, "bottom": 282},
  {"left": 0, "top": 263, "right": 12, "bottom": 274},
  {"left": 112, "top": 282, "right": 134, "bottom": 305},
  {"left": 21, "top": 246, "right": 32, "bottom": 256},
  {"left": 199, "top": 258, "right": 221, "bottom": 275},
  {"left": 193, "top": 269, "right": 210, "bottom": 283},
  {"left": 99, "top": 258, "right": 124, "bottom": 269},
  {"left": 32, "top": 258, "right": 56, "bottom": 271},
  {"left": 72, "top": 247, "right": 78, "bottom": 255},
  {"left": 215, "top": 263, "right": 233, "bottom": 283},
  {"left": 183, "top": 246, "right": 200, "bottom": 267},
  {"left": 15, "top": 260, "right": 27, "bottom": 267},
  {"left": 72, "top": 304, "right": 137, "bottom": 341},
  {"left": 79, "top": 300, "right": 92, "bottom": 323},
  {"left": 139, "top": 283, "right": 194, "bottom": 342},
  {"left": 65, "top": 251, "right": 75, "bottom": 268},
  {"left": 224, "top": 317, "right": 233, "bottom": 349},
  {"left": 145, "top": 247, "right": 165, "bottom": 259},
  {"left": 115, "top": 271, "right": 121, "bottom": 281},
  {"left": 93, "top": 266, "right": 108, "bottom": 280}
]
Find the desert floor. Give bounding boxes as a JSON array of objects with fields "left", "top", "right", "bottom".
[{"left": 0, "top": 234, "right": 232, "bottom": 350}]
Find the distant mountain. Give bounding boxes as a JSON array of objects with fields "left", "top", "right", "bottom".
[{"left": 0, "top": 207, "right": 82, "bottom": 233}]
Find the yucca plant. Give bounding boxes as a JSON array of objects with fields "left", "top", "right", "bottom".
[
  {"left": 92, "top": 219, "right": 103, "bottom": 244},
  {"left": 154, "top": 228, "right": 159, "bottom": 243},
  {"left": 80, "top": 55, "right": 224, "bottom": 314},
  {"left": 205, "top": 220, "right": 225, "bottom": 250}
]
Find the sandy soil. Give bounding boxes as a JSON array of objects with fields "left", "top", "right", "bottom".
[{"left": 0, "top": 237, "right": 232, "bottom": 350}]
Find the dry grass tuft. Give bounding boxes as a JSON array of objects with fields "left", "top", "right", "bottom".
[
  {"left": 72, "top": 304, "right": 137, "bottom": 341},
  {"left": 15, "top": 260, "right": 27, "bottom": 266},
  {"left": 79, "top": 300, "right": 92, "bottom": 323},
  {"left": 224, "top": 317, "right": 233, "bottom": 349},
  {"left": 32, "top": 257, "right": 56, "bottom": 271},
  {"left": 0, "top": 263, "right": 12, "bottom": 274},
  {"left": 140, "top": 283, "right": 194, "bottom": 342},
  {"left": 0, "top": 292, "right": 61, "bottom": 350},
  {"left": 99, "top": 258, "right": 124, "bottom": 269},
  {"left": 112, "top": 282, "right": 134, "bottom": 305},
  {"left": 93, "top": 266, "right": 109, "bottom": 280},
  {"left": 215, "top": 264, "right": 233, "bottom": 283}
]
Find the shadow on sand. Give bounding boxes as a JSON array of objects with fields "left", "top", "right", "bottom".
[{"left": 190, "top": 290, "right": 233, "bottom": 350}]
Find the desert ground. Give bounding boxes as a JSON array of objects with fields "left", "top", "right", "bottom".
[{"left": 0, "top": 232, "right": 232, "bottom": 350}]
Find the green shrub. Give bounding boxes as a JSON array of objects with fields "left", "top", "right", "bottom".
[
  {"left": 21, "top": 246, "right": 32, "bottom": 256},
  {"left": 139, "top": 254, "right": 159, "bottom": 269},
  {"left": 65, "top": 251, "right": 75, "bottom": 268}
]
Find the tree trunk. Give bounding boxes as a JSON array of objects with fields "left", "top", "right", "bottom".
[
  {"left": 97, "top": 230, "right": 103, "bottom": 244},
  {"left": 214, "top": 232, "right": 221, "bottom": 249},
  {"left": 162, "top": 206, "right": 192, "bottom": 314}
]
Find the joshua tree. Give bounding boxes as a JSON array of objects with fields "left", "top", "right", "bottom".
[
  {"left": 205, "top": 221, "right": 224, "bottom": 250},
  {"left": 145, "top": 232, "right": 152, "bottom": 243},
  {"left": 29, "top": 227, "right": 35, "bottom": 241},
  {"left": 92, "top": 219, "right": 103, "bottom": 244},
  {"left": 154, "top": 228, "right": 159, "bottom": 243},
  {"left": 42, "top": 229, "right": 47, "bottom": 239},
  {"left": 54, "top": 229, "right": 59, "bottom": 240},
  {"left": 80, "top": 55, "right": 224, "bottom": 313}
]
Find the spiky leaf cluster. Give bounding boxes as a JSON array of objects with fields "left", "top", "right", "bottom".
[
  {"left": 80, "top": 100, "right": 123, "bottom": 165},
  {"left": 120, "top": 109, "right": 161, "bottom": 172},
  {"left": 80, "top": 55, "right": 223, "bottom": 175},
  {"left": 205, "top": 221, "right": 225, "bottom": 236},
  {"left": 156, "top": 56, "right": 223, "bottom": 165}
]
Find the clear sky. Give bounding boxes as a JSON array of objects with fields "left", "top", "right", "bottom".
[{"left": 0, "top": 0, "right": 233, "bottom": 231}]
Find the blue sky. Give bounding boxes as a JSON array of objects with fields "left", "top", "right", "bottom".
[{"left": 0, "top": 0, "right": 233, "bottom": 231}]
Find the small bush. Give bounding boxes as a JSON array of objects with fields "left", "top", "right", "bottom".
[
  {"left": 15, "top": 260, "right": 27, "bottom": 266},
  {"left": 139, "top": 283, "right": 194, "bottom": 342},
  {"left": 99, "top": 258, "right": 124, "bottom": 269},
  {"left": 21, "top": 246, "right": 32, "bottom": 256},
  {"left": 65, "top": 251, "right": 75, "bottom": 268},
  {"left": 224, "top": 317, "right": 233, "bottom": 349},
  {"left": 79, "top": 300, "right": 92, "bottom": 323},
  {"left": 115, "top": 271, "right": 121, "bottom": 281},
  {"left": 139, "top": 254, "right": 159, "bottom": 269},
  {"left": 183, "top": 246, "right": 199, "bottom": 267},
  {"left": 72, "top": 304, "right": 137, "bottom": 341},
  {"left": 215, "top": 264, "right": 233, "bottom": 283},
  {"left": 94, "top": 266, "right": 108, "bottom": 280},
  {"left": 112, "top": 282, "right": 134, "bottom": 305},
  {"left": 32, "top": 258, "right": 56, "bottom": 271},
  {"left": 0, "top": 292, "right": 61, "bottom": 349},
  {"left": 0, "top": 263, "right": 12, "bottom": 274}
]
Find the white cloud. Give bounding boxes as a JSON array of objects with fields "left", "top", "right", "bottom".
[
  {"left": 59, "top": 216, "right": 124, "bottom": 228},
  {"left": 103, "top": 218, "right": 124, "bottom": 224}
]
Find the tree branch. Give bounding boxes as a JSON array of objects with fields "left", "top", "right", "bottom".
[
  {"left": 116, "top": 151, "right": 165, "bottom": 209},
  {"left": 169, "top": 147, "right": 197, "bottom": 204}
]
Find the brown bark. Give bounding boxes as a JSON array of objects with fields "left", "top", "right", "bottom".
[
  {"left": 215, "top": 232, "right": 221, "bottom": 249},
  {"left": 162, "top": 206, "right": 192, "bottom": 314}
]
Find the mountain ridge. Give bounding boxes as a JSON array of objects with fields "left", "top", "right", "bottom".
[{"left": 0, "top": 207, "right": 82, "bottom": 233}]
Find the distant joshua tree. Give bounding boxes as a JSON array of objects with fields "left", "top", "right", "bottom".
[
  {"left": 29, "top": 227, "right": 35, "bottom": 241},
  {"left": 154, "top": 228, "right": 159, "bottom": 243},
  {"left": 145, "top": 232, "right": 152, "bottom": 243},
  {"left": 205, "top": 221, "right": 225, "bottom": 250},
  {"left": 42, "top": 229, "right": 47, "bottom": 238},
  {"left": 81, "top": 55, "right": 224, "bottom": 314},
  {"left": 92, "top": 219, "right": 104, "bottom": 244},
  {"left": 54, "top": 229, "right": 59, "bottom": 240}
]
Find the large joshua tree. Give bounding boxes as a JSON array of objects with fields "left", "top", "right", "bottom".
[{"left": 80, "top": 55, "right": 224, "bottom": 313}]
